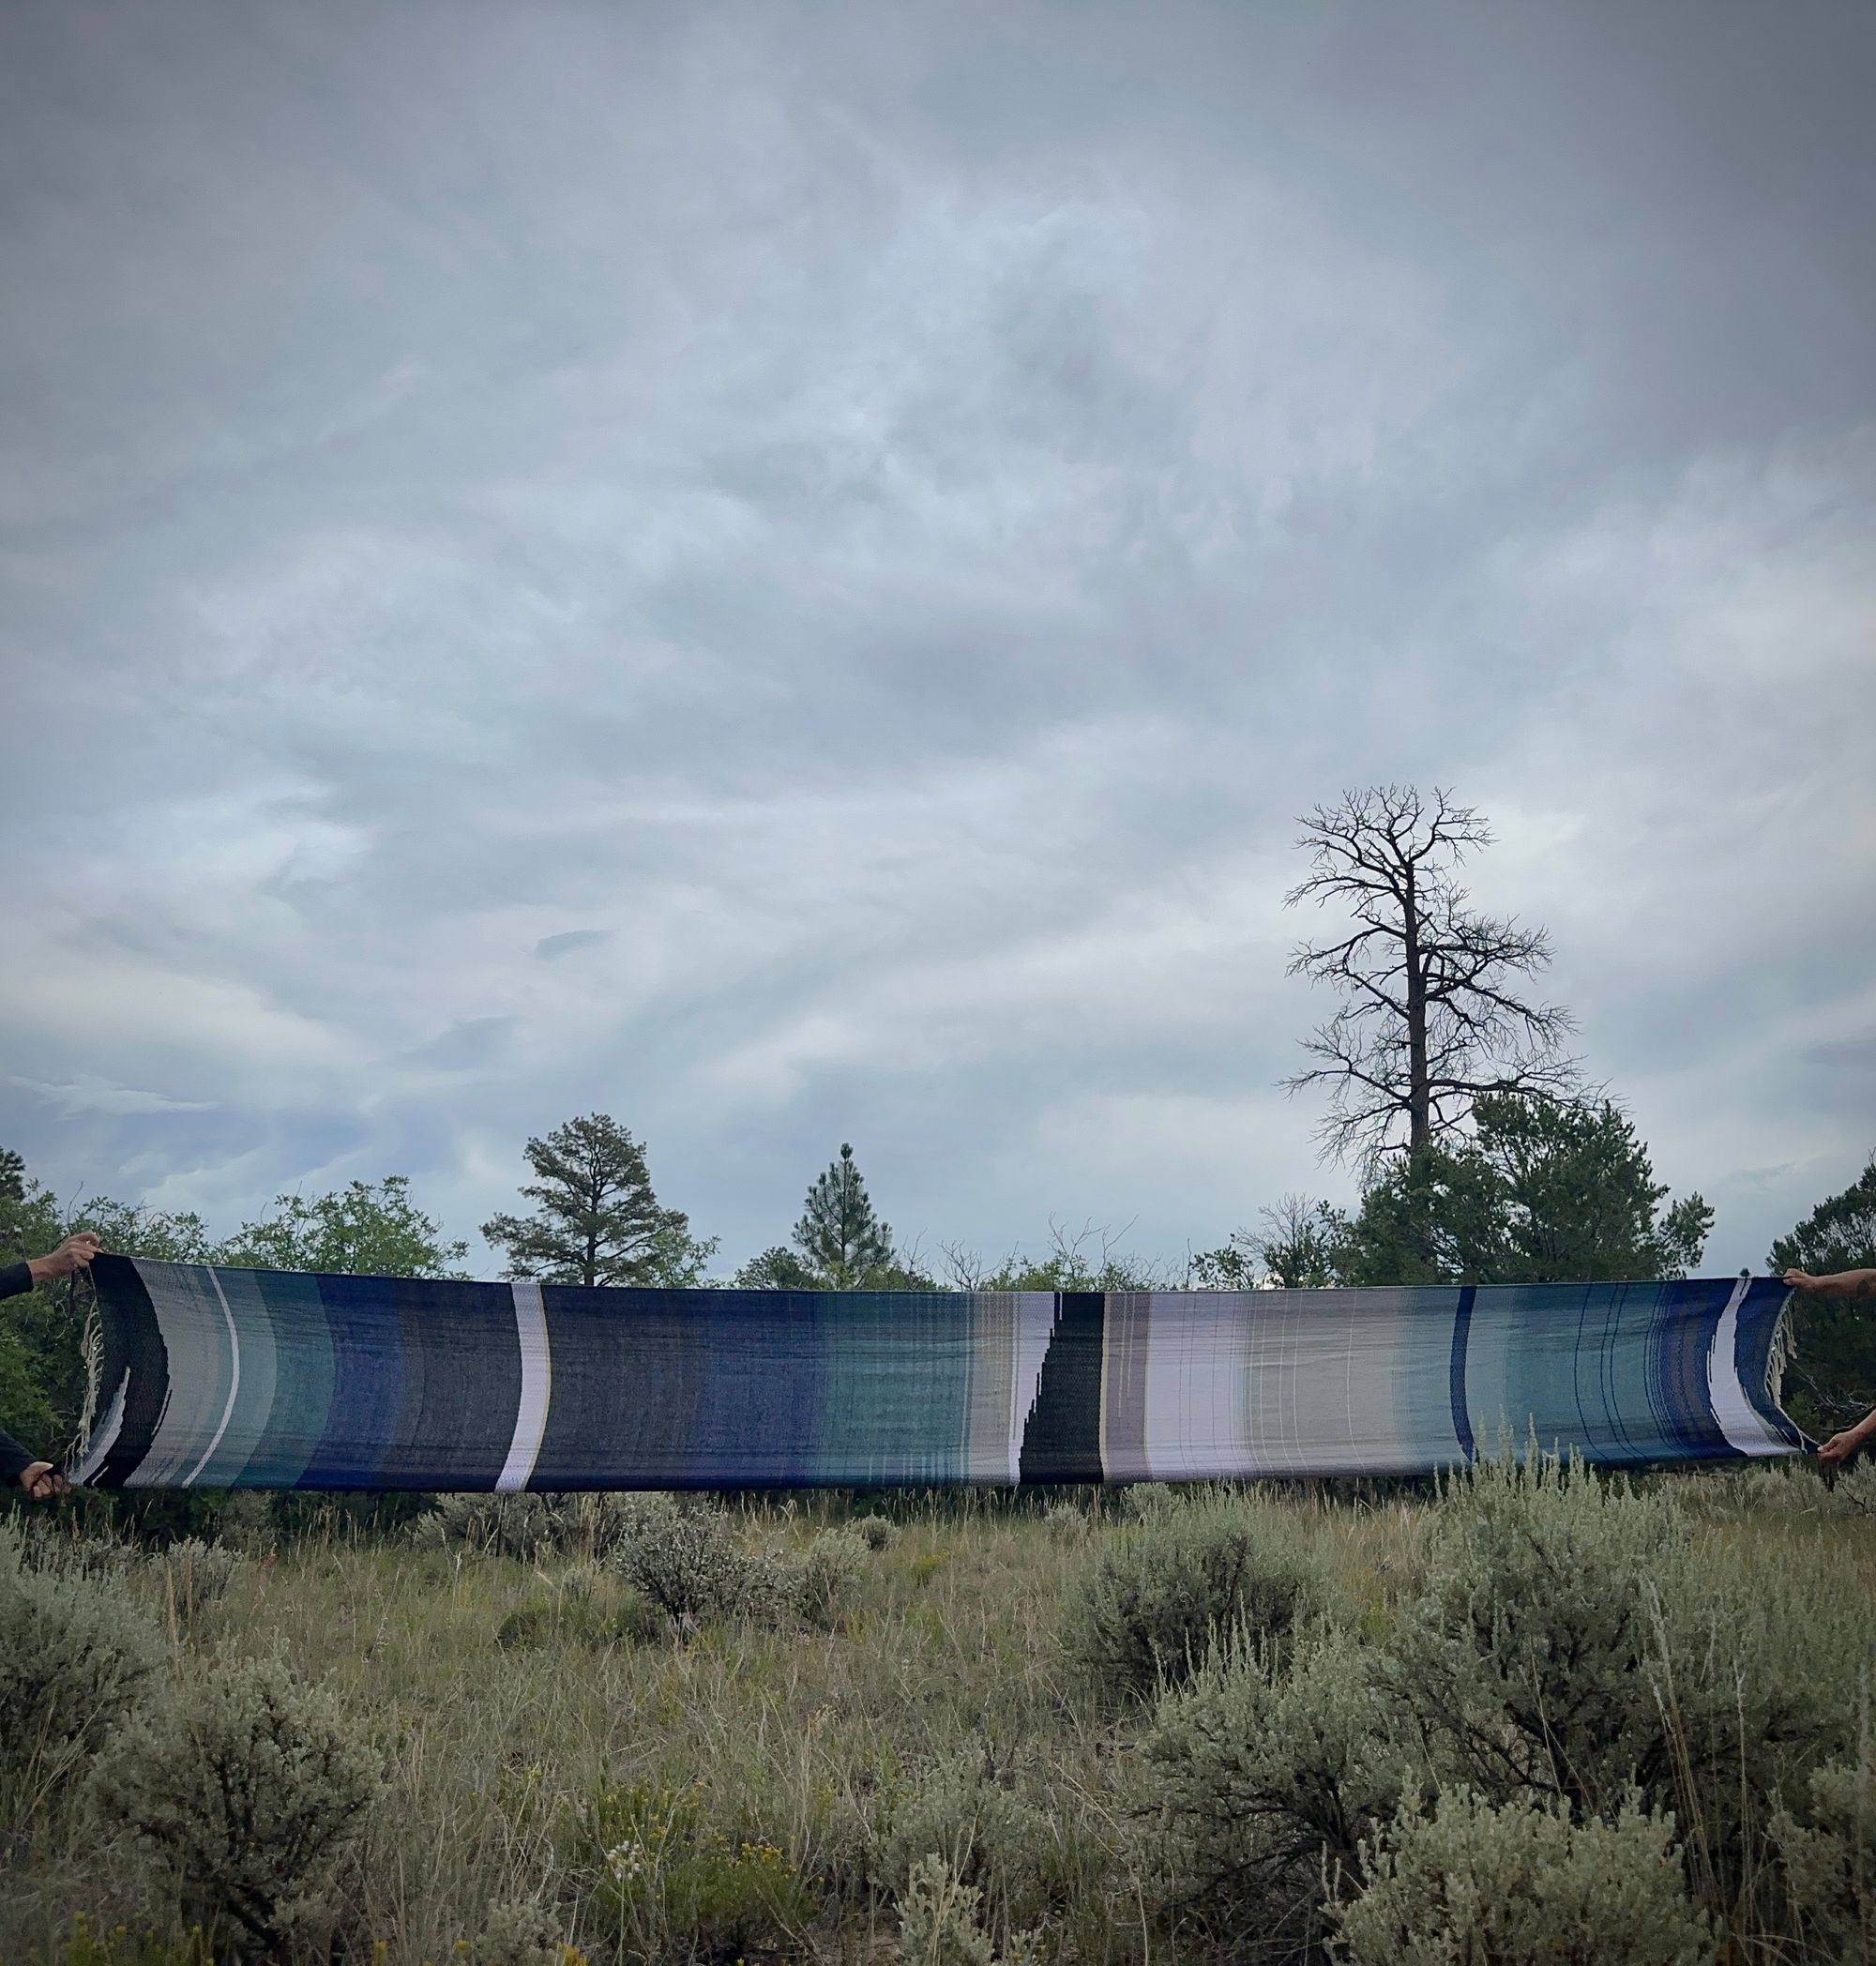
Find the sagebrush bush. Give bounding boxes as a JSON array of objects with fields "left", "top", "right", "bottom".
[
  {"left": 1769, "top": 1723, "right": 1876, "bottom": 1962},
  {"left": 1042, "top": 1502, "right": 1090, "bottom": 1542},
  {"left": 470, "top": 1897, "right": 570, "bottom": 1966},
  {"left": 1334, "top": 1787, "right": 1712, "bottom": 1966},
  {"left": 897, "top": 1853, "right": 1043, "bottom": 1966},
  {"left": 608, "top": 1495, "right": 791, "bottom": 1632},
  {"left": 410, "top": 1491, "right": 655, "bottom": 1564},
  {"left": 17, "top": 1518, "right": 139, "bottom": 1587},
  {"left": 1062, "top": 1500, "right": 1324, "bottom": 1701},
  {"left": 0, "top": 1535, "right": 160, "bottom": 1805},
  {"left": 153, "top": 1538, "right": 240, "bottom": 1640},
  {"left": 796, "top": 1525, "right": 870, "bottom": 1629},
  {"left": 855, "top": 1515, "right": 899, "bottom": 1552},
  {"left": 878, "top": 1745, "right": 1062, "bottom": 1937},
  {"left": 92, "top": 1653, "right": 386, "bottom": 1955},
  {"left": 1129, "top": 1626, "right": 1405, "bottom": 1959},
  {"left": 1384, "top": 1453, "right": 1688, "bottom": 1815}
]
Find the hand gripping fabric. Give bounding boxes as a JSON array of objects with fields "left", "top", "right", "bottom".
[{"left": 66, "top": 1254, "right": 1805, "bottom": 1491}]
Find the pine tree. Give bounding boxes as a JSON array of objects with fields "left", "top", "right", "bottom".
[
  {"left": 790, "top": 1142, "right": 897, "bottom": 1289},
  {"left": 481, "top": 1113, "right": 717, "bottom": 1287}
]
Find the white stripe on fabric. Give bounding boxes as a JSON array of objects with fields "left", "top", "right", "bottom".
[
  {"left": 1707, "top": 1274, "right": 1786, "bottom": 1457},
  {"left": 68, "top": 1369, "right": 130, "bottom": 1487},
  {"left": 182, "top": 1268, "right": 244, "bottom": 1488},
  {"left": 496, "top": 1282, "right": 552, "bottom": 1492},
  {"left": 1006, "top": 1293, "right": 1055, "bottom": 1482}
]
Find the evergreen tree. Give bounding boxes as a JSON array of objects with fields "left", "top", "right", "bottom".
[
  {"left": 793, "top": 1143, "right": 897, "bottom": 1288},
  {"left": 1336, "top": 1094, "right": 1710, "bottom": 1287},
  {"left": 1769, "top": 1152, "right": 1876, "bottom": 1435},
  {"left": 481, "top": 1113, "right": 717, "bottom": 1287}
]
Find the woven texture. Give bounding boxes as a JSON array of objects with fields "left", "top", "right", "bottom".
[{"left": 68, "top": 1254, "right": 1803, "bottom": 1490}]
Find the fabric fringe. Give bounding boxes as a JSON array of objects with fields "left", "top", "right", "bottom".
[{"left": 67, "top": 1264, "right": 104, "bottom": 1470}]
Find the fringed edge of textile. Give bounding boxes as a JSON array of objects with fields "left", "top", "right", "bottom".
[{"left": 67, "top": 1263, "right": 104, "bottom": 1471}]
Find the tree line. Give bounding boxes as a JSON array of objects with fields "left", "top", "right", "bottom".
[{"left": 3, "top": 784, "right": 1871, "bottom": 1450}]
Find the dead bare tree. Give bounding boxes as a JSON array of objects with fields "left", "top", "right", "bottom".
[{"left": 1282, "top": 784, "right": 1582, "bottom": 1170}]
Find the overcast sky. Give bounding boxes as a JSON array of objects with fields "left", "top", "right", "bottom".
[{"left": 2, "top": 0, "right": 1871, "bottom": 1280}]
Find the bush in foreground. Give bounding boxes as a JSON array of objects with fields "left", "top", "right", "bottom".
[
  {"left": 1062, "top": 1499, "right": 1324, "bottom": 1701},
  {"left": 0, "top": 1532, "right": 160, "bottom": 1808},
  {"left": 1334, "top": 1787, "right": 1712, "bottom": 1966},
  {"left": 92, "top": 1654, "right": 386, "bottom": 1955}
]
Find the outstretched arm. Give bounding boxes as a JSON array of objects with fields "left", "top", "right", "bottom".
[
  {"left": 1784, "top": 1268, "right": 1876, "bottom": 1464},
  {"left": 0, "top": 1233, "right": 104, "bottom": 1499},
  {"left": 1784, "top": 1266, "right": 1876, "bottom": 1300}
]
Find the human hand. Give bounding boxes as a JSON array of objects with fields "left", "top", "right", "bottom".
[
  {"left": 18, "top": 1460, "right": 69, "bottom": 1502},
  {"left": 1820, "top": 1430, "right": 1862, "bottom": 1467},
  {"left": 27, "top": 1233, "right": 103, "bottom": 1287},
  {"left": 1783, "top": 1268, "right": 1816, "bottom": 1291}
]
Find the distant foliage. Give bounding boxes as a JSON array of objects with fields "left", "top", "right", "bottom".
[
  {"left": 1771, "top": 1151, "right": 1876, "bottom": 1433},
  {"left": 219, "top": 1175, "right": 468, "bottom": 1278},
  {"left": 1335, "top": 1789, "right": 1711, "bottom": 1966},
  {"left": 92, "top": 1654, "right": 386, "bottom": 1955},
  {"left": 1061, "top": 1500, "right": 1324, "bottom": 1701}
]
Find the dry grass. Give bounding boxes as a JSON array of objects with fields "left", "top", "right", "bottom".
[{"left": 2, "top": 1473, "right": 1868, "bottom": 1965}]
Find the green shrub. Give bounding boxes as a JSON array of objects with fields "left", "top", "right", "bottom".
[
  {"left": 576, "top": 1776, "right": 818, "bottom": 1962},
  {"left": 496, "top": 1565, "right": 667, "bottom": 1651},
  {"left": 17, "top": 1518, "right": 140, "bottom": 1587},
  {"left": 1769, "top": 1727, "right": 1876, "bottom": 1961},
  {"left": 152, "top": 1537, "right": 240, "bottom": 1641},
  {"left": 1384, "top": 1453, "right": 1695, "bottom": 1815},
  {"left": 855, "top": 1515, "right": 900, "bottom": 1552},
  {"left": 878, "top": 1746, "right": 1061, "bottom": 1936},
  {"left": 796, "top": 1525, "right": 870, "bottom": 1630},
  {"left": 1129, "top": 1626, "right": 1405, "bottom": 1960},
  {"left": 43, "top": 1915, "right": 214, "bottom": 1966},
  {"left": 1042, "top": 1502, "right": 1090, "bottom": 1541},
  {"left": 471, "top": 1897, "right": 572, "bottom": 1966},
  {"left": 897, "top": 1853, "right": 1043, "bottom": 1966},
  {"left": 0, "top": 1535, "right": 161, "bottom": 1807},
  {"left": 91, "top": 1653, "right": 387, "bottom": 1954},
  {"left": 1062, "top": 1500, "right": 1324, "bottom": 1701},
  {"left": 609, "top": 1496, "right": 786, "bottom": 1633},
  {"left": 1334, "top": 1788, "right": 1712, "bottom": 1966}
]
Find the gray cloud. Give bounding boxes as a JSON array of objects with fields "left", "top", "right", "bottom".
[{"left": 1, "top": 0, "right": 1871, "bottom": 1277}]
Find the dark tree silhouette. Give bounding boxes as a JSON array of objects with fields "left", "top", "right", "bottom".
[{"left": 1283, "top": 785, "right": 1581, "bottom": 1169}]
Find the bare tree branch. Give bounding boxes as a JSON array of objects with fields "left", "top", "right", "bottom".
[{"left": 1281, "top": 784, "right": 1582, "bottom": 1171}]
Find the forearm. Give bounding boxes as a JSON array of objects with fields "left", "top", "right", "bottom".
[{"left": 1811, "top": 1270, "right": 1876, "bottom": 1299}]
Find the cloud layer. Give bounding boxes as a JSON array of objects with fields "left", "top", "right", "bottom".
[{"left": 2, "top": 0, "right": 1871, "bottom": 1273}]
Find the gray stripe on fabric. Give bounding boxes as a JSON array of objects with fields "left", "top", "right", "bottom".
[
  {"left": 182, "top": 1269, "right": 243, "bottom": 1487},
  {"left": 1708, "top": 1273, "right": 1787, "bottom": 1457},
  {"left": 496, "top": 1281, "right": 552, "bottom": 1492}
]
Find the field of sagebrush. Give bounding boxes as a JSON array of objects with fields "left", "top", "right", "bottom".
[{"left": 7, "top": 1462, "right": 1876, "bottom": 1966}]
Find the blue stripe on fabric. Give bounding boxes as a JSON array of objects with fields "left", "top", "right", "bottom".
[{"left": 1449, "top": 1286, "right": 1475, "bottom": 1461}]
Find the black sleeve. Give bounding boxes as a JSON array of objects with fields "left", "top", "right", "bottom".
[{"left": 0, "top": 1260, "right": 31, "bottom": 1301}]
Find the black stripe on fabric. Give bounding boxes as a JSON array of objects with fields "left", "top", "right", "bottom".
[
  {"left": 1449, "top": 1286, "right": 1476, "bottom": 1462},
  {"left": 87, "top": 1255, "right": 169, "bottom": 1489},
  {"left": 1018, "top": 1292, "right": 1106, "bottom": 1484}
]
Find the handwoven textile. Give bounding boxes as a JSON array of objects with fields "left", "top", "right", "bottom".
[{"left": 67, "top": 1254, "right": 1804, "bottom": 1490}]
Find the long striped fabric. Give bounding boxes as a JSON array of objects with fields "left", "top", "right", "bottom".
[{"left": 67, "top": 1255, "right": 1805, "bottom": 1490}]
